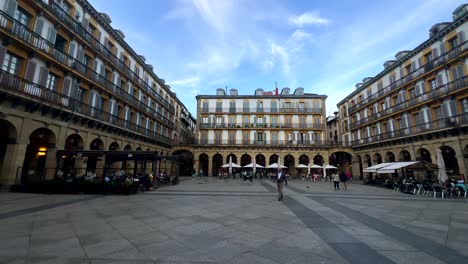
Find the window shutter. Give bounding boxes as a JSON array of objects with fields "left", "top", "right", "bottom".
[
  {"left": 449, "top": 99, "right": 457, "bottom": 116},
  {"left": 68, "top": 42, "right": 76, "bottom": 57},
  {"left": 92, "top": 59, "right": 98, "bottom": 72},
  {"left": 82, "top": 17, "right": 89, "bottom": 31},
  {"left": 0, "top": 45, "right": 6, "bottom": 65},
  {"left": 62, "top": 78, "right": 71, "bottom": 96},
  {"left": 253, "top": 132, "right": 256, "bottom": 143},
  {"left": 34, "top": 17, "right": 44, "bottom": 35},
  {"left": 38, "top": 67, "right": 49, "bottom": 86},
  {"left": 439, "top": 43, "right": 446, "bottom": 55},
  {"left": 417, "top": 57, "right": 422, "bottom": 68},
  {"left": 112, "top": 72, "right": 116, "bottom": 84},
  {"left": 96, "top": 93, "right": 102, "bottom": 110},
  {"left": 96, "top": 30, "right": 101, "bottom": 43},
  {"left": 117, "top": 75, "right": 121, "bottom": 88},
  {"left": 70, "top": 79, "right": 79, "bottom": 99},
  {"left": 458, "top": 31, "right": 465, "bottom": 44},
  {"left": 47, "top": 27, "right": 57, "bottom": 44},
  {"left": 88, "top": 90, "right": 95, "bottom": 106},
  {"left": 24, "top": 60, "right": 37, "bottom": 81},
  {"left": 5, "top": 0, "right": 18, "bottom": 17},
  {"left": 436, "top": 74, "right": 443, "bottom": 86},
  {"left": 432, "top": 47, "right": 438, "bottom": 58},
  {"left": 411, "top": 61, "right": 416, "bottom": 72},
  {"left": 104, "top": 37, "right": 109, "bottom": 48},
  {"left": 99, "top": 64, "right": 105, "bottom": 76}
]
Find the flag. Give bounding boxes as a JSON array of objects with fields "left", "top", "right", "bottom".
[{"left": 275, "top": 81, "right": 278, "bottom": 95}]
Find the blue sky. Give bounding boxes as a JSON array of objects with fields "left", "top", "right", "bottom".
[{"left": 89, "top": 0, "right": 465, "bottom": 116}]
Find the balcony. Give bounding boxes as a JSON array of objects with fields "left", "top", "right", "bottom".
[
  {"left": 0, "top": 69, "right": 172, "bottom": 146},
  {"left": 34, "top": 0, "right": 175, "bottom": 114},
  {"left": 352, "top": 112, "right": 468, "bottom": 146},
  {"left": 348, "top": 40, "right": 468, "bottom": 114},
  {"left": 200, "top": 107, "right": 323, "bottom": 114},
  {"left": 199, "top": 123, "right": 324, "bottom": 129},
  {"left": 350, "top": 75, "right": 467, "bottom": 129},
  {"left": 0, "top": 11, "right": 174, "bottom": 129},
  {"left": 193, "top": 139, "right": 352, "bottom": 147}
]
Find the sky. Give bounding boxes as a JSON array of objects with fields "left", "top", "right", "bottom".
[{"left": 89, "top": 0, "right": 466, "bottom": 117}]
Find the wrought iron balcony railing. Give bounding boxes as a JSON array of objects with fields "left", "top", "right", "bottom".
[
  {"left": 201, "top": 107, "right": 323, "bottom": 114},
  {"left": 199, "top": 123, "right": 324, "bottom": 129},
  {"left": 350, "top": 75, "right": 467, "bottom": 129},
  {"left": 348, "top": 40, "right": 468, "bottom": 114},
  {"left": 0, "top": 10, "right": 174, "bottom": 129},
  {"left": 193, "top": 139, "right": 352, "bottom": 147},
  {"left": 352, "top": 112, "right": 468, "bottom": 146},
  {"left": 0, "top": 69, "right": 172, "bottom": 145},
  {"left": 34, "top": 0, "right": 175, "bottom": 113}
]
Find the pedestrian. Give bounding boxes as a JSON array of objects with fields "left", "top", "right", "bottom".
[
  {"left": 276, "top": 168, "right": 288, "bottom": 201},
  {"left": 339, "top": 172, "right": 348, "bottom": 190},
  {"left": 333, "top": 172, "right": 340, "bottom": 190}
]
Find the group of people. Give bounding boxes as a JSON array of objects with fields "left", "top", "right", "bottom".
[{"left": 332, "top": 172, "right": 352, "bottom": 190}]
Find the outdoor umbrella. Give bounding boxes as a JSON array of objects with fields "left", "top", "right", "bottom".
[
  {"left": 243, "top": 163, "right": 264, "bottom": 168},
  {"left": 436, "top": 149, "right": 448, "bottom": 183},
  {"left": 266, "top": 163, "right": 288, "bottom": 169},
  {"left": 296, "top": 164, "right": 308, "bottom": 168},
  {"left": 322, "top": 164, "right": 338, "bottom": 178}
]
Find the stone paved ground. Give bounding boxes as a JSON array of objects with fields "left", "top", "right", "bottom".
[{"left": 0, "top": 178, "right": 467, "bottom": 264}]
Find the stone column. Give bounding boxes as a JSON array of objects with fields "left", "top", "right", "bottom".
[
  {"left": 44, "top": 146, "right": 57, "bottom": 180},
  {"left": 0, "top": 142, "right": 28, "bottom": 186},
  {"left": 207, "top": 154, "right": 213, "bottom": 177}
]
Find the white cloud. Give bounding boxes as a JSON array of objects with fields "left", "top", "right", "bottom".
[
  {"left": 290, "top": 29, "right": 313, "bottom": 42},
  {"left": 289, "top": 11, "right": 330, "bottom": 27},
  {"left": 168, "top": 76, "right": 200, "bottom": 87}
]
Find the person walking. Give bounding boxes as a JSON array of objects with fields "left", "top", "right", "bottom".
[
  {"left": 277, "top": 168, "right": 288, "bottom": 201},
  {"left": 339, "top": 172, "right": 348, "bottom": 190},
  {"left": 333, "top": 172, "right": 340, "bottom": 190}
]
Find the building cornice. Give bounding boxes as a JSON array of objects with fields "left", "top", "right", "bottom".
[{"left": 196, "top": 95, "right": 328, "bottom": 100}]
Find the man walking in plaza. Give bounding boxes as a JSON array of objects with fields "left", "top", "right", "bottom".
[{"left": 277, "top": 168, "right": 287, "bottom": 201}]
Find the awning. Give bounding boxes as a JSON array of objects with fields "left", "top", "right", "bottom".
[
  {"left": 376, "top": 161, "right": 420, "bottom": 174},
  {"left": 363, "top": 163, "right": 396, "bottom": 173}
]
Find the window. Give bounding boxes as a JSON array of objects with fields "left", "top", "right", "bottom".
[
  {"left": 461, "top": 98, "right": 468, "bottom": 113},
  {"left": 202, "top": 102, "right": 208, "bottom": 112},
  {"left": 243, "top": 101, "right": 249, "bottom": 112},
  {"left": 284, "top": 102, "right": 291, "bottom": 110},
  {"left": 229, "top": 132, "right": 235, "bottom": 144},
  {"left": 216, "top": 117, "right": 222, "bottom": 127},
  {"left": 216, "top": 102, "right": 222, "bottom": 112},
  {"left": 2, "top": 53, "right": 21, "bottom": 74},
  {"left": 229, "top": 102, "right": 235, "bottom": 112},
  {"left": 271, "top": 133, "right": 277, "bottom": 144},
  {"left": 256, "top": 102, "right": 263, "bottom": 112},
  {"left": 256, "top": 117, "right": 263, "bottom": 124},
  {"left": 271, "top": 117, "right": 277, "bottom": 126},
  {"left": 448, "top": 37, "right": 458, "bottom": 49},
  {"left": 243, "top": 132, "right": 249, "bottom": 145},
  {"left": 424, "top": 53, "right": 433, "bottom": 63},
  {"left": 243, "top": 116, "right": 249, "bottom": 126},
  {"left": 14, "top": 8, "right": 31, "bottom": 26},
  {"left": 429, "top": 79, "right": 437, "bottom": 89},
  {"left": 257, "top": 132, "right": 264, "bottom": 142},
  {"left": 271, "top": 102, "right": 277, "bottom": 112},
  {"left": 45, "top": 73, "right": 58, "bottom": 90}
]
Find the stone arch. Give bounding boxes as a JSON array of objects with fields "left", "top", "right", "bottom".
[
  {"left": 21, "top": 127, "right": 57, "bottom": 183},
  {"left": 212, "top": 153, "right": 223, "bottom": 176},
  {"left": 398, "top": 150, "right": 411, "bottom": 161},
  {"left": 172, "top": 149, "right": 194, "bottom": 176},
  {"left": 198, "top": 153, "right": 209, "bottom": 176},
  {"left": 313, "top": 155, "right": 324, "bottom": 166},
  {"left": 65, "top": 134, "right": 84, "bottom": 150},
  {"left": 90, "top": 138, "right": 104, "bottom": 150},
  {"left": 298, "top": 154, "right": 310, "bottom": 165},
  {"left": 124, "top": 144, "right": 132, "bottom": 151},
  {"left": 374, "top": 153, "right": 382, "bottom": 164},
  {"left": 385, "top": 151, "right": 395, "bottom": 162},
  {"left": 241, "top": 154, "right": 251, "bottom": 167},
  {"left": 109, "top": 142, "right": 120, "bottom": 151},
  {"left": 364, "top": 154, "right": 372, "bottom": 167},
  {"left": 416, "top": 148, "right": 432, "bottom": 162},
  {"left": 329, "top": 151, "right": 353, "bottom": 173},
  {"left": 226, "top": 153, "right": 238, "bottom": 164},
  {"left": 269, "top": 154, "right": 278, "bottom": 165},
  {"left": 440, "top": 145, "right": 459, "bottom": 175},
  {"left": 255, "top": 154, "right": 266, "bottom": 167},
  {"left": 284, "top": 154, "right": 295, "bottom": 169}
]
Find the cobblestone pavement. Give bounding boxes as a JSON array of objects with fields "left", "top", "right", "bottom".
[{"left": 1, "top": 178, "right": 467, "bottom": 264}]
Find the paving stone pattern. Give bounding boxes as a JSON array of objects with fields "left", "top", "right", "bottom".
[{"left": 0, "top": 178, "right": 467, "bottom": 263}]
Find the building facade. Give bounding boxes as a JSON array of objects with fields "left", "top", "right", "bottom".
[
  {"left": 194, "top": 87, "right": 353, "bottom": 177},
  {"left": 337, "top": 4, "right": 468, "bottom": 181},
  {"left": 0, "top": 0, "right": 193, "bottom": 186}
]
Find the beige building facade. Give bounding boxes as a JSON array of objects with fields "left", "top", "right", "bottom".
[
  {"left": 337, "top": 4, "right": 468, "bottom": 181},
  {"left": 0, "top": 0, "right": 194, "bottom": 187},
  {"left": 193, "top": 87, "right": 353, "bottom": 177}
]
